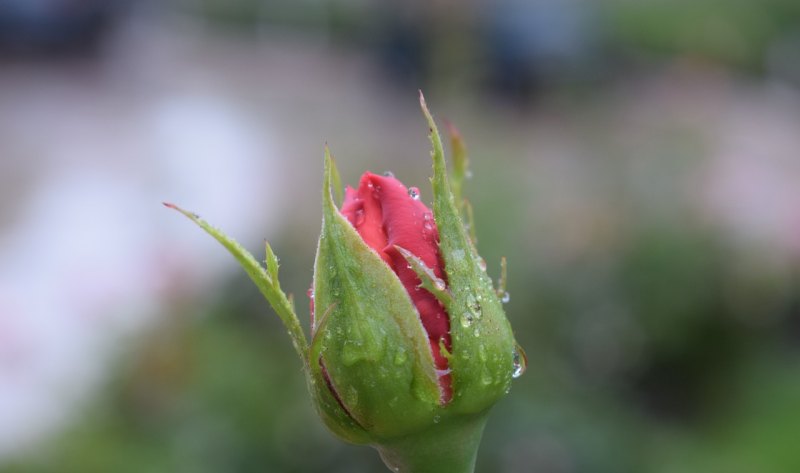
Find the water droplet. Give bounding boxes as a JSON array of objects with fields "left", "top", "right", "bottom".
[
  {"left": 394, "top": 349, "right": 408, "bottom": 365},
  {"left": 512, "top": 344, "right": 528, "bottom": 379},
  {"left": 307, "top": 288, "right": 315, "bottom": 299},
  {"left": 478, "top": 344, "right": 488, "bottom": 362},
  {"left": 346, "top": 385, "right": 359, "bottom": 407},
  {"left": 473, "top": 327, "right": 481, "bottom": 337},
  {"left": 501, "top": 292, "right": 510, "bottom": 304},
  {"left": 422, "top": 212, "right": 435, "bottom": 233},
  {"left": 460, "top": 312, "right": 474, "bottom": 328},
  {"left": 408, "top": 187, "right": 420, "bottom": 200},
  {"left": 481, "top": 369, "right": 493, "bottom": 385},
  {"left": 342, "top": 334, "right": 385, "bottom": 366},
  {"left": 354, "top": 208, "right": 365, "bottom": 226},
  {"left": 433, "top": 277, "right": 447, "bottom": 292},
  {"left": 383, "top": 171, "right": 395, "bottom": 178},
  {"left": 433, "top": 415, "right": 441, "bottom": 424},
  {"left": 466, "top": 293, "right": 483, "bottom": 320}
]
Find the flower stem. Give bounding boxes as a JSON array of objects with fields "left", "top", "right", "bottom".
[{"left": 375, "top": 412, "right": 489, "bottom": 473}]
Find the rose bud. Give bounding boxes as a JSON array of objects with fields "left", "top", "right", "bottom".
[
  {"left": 308, "top": 95, "right": 524, "bottom": 472},
  {"left": 166, "top": 93, "right": 524, "bottom": 473}
]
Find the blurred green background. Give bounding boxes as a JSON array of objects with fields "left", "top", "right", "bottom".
[{"left": 1, "top": 0, "right": 799, "bottom": 472}]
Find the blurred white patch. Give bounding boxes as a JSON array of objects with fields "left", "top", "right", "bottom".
[
  {"left": 0, "top": 80, "right": 282, "bottom": 457},
  {"left": 702, "top": 89, "right": 800, "bottom": 259}
]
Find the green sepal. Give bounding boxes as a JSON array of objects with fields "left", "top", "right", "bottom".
[
  {"left": 308, "top": 302, "right": 372, "bottom": 444},
  {"left": 163, "top": 203, "right": 309, "bottom": 367},
  {"left": 394, "top": 245, "right": 452, "bottom": 307},
  {"left": 327, "top": 146, "right": 345, "bottom": 206},
  {"left": 445, "top": 120, "right": 470, "bottom": 215},
  {"left": 419, "top": 92, "right": 517, "bottom": 413},
  {"left": 311, "top": 150, "right": 441, "bottom": 439},
  {"left": 496, "top": 256, "right": 508, "bottom": 299},
  {"left": 376, "top": 410, "right": 490, "bottom": 473}
]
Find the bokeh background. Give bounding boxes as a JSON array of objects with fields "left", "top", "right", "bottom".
[{"left": 1, "top": 0, "right": 800, "bottom": 472}]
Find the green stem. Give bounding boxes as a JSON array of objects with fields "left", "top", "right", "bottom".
[{"left": 375, "top": 412, "right": 489, "bottom": 473}]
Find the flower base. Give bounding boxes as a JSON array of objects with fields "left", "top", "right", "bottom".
[{"left": 375, "top": 411, "right": 490, "bottom": 473}]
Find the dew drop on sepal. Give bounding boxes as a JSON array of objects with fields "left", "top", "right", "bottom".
[
  {"left": 512, "top": 344, "right": 527, "bottom": 379},
  {"left": 432, "top": 277, "right": 447, "bottom": 292},
  {"left": 466, "top": 293, "right": 483, "bottom": 319}
]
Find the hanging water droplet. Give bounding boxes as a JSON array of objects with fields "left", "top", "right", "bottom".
[
  {"left": 501, "top": 291, "right": 510, "bottom": 304},
  {"left": 383, "top": 171, "right": 395, "bottom": 178},
  {"left": 512, "top": 344, "right": 528, "bottom": 379},
  {"left": 407, "top": 187, "right": 420, "bottom": 200}
]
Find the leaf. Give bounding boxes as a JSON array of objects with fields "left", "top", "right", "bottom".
[{"left": 163, "top": 202, "right": 309, "bottom": 367}]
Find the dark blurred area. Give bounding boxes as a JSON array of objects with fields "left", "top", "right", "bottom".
[{"left": 1, "top": 1, "right": 800, "bottom": 472}]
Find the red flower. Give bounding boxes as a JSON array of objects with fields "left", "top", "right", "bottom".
[{"left": 339, "top": 172, "right": 453, "bottom": 403}]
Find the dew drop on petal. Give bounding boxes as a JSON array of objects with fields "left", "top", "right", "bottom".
[
  {"left": 383, "top": 171, "right": 395, "bottom": 178},
  {"left": 354, "top": 208, "right": 366, "bottom": 226},
  {"left": 408, "top": 187, "right": 420, "bottom": 200}
]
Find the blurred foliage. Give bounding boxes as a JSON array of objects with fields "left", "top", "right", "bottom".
[{"left": 603, "top": 0, "right": 800, "bottom": 71}]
